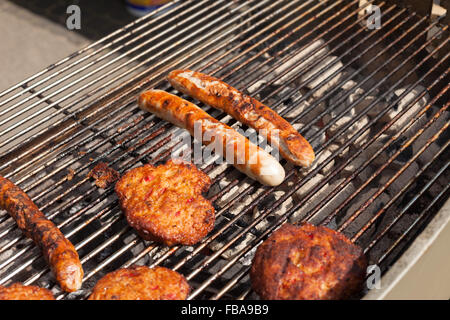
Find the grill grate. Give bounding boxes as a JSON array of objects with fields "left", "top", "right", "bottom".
[{"left": 0, "top": 0, "right": 448, "bottom": 300}]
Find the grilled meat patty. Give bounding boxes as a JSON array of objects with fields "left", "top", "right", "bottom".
[
  {"left": 115, "top": 160, "right": 215, "bottom": 246},
  {"left": 0, "top": 175, "right": 83, "bottom": 292},
  {"left": 0, "top": 283, "right": 55, "bottom": 300},
  {"left": 88, "top": 266, "right": 190, "bottom": 300},
  {"left": 250, "top": 223, "right": 367, "bottom": 300}
]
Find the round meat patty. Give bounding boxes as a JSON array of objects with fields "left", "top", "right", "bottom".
[
  {"left": 0, "top": 283, "right": 55, "bottom": 300},
  {"left": 88, "top": 266, "right": 190, "bottom": 300},
  {"left": 250, "top": 223, "right": 367, "bottom": 300},
  {"left": 115, "top": 160, "right": 215, "bottom": 246}
]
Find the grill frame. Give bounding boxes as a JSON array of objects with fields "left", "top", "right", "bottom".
[{"left": 0, "top": 0, "right": 448, "bottom": 300}]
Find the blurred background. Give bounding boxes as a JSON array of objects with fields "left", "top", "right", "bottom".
[{"left": 1, "top": 0, "right": 159, "bottom": 91}]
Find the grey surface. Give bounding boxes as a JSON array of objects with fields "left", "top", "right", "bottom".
[
  {"left": 364, "top": 197, "right": 450, "bottom": 300},
  {"left": 0, "top": 1, "right": 89, "bottom": 92}
]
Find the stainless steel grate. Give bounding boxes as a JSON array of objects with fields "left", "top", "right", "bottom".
[{"left": 0, "top": 0, "right": 448, "bottom": 300}]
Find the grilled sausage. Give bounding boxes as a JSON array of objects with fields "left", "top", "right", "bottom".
[
  {"left": 167, "top": 69, "right": 315, "bottom": 167},
  {"left": 138, "top": 90, "right": 285, "bottom": 186},
  {"left": 0, "top": 176, "right": 83, "bottom": 292}
]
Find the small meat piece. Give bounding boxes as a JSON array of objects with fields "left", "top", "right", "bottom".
[
  {"left": 88, "top": 266, "right": 190, "bottom": 300},
  {"left": 0, "top": 175, "right": 83, "bottom": 292},
  {"left": 87, "top": 162, "right": 120, "bottom": 189},
  {"left": 66, "top": 168, "right": 75, "bottom": 181},
  {"left": 0, "top": 283, "right": 55, "bottom": 300},
  {"left": 250, "top": 223, "right": 367, "bottom": 300},
  {"left": 115, "top": 160, "right": 215, "bottom": 246}
]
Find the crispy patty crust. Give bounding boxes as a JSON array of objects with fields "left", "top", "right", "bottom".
[
  {"left": 250, "top": 223, "right": 367, "bottom": 300},
  {"left": 115, "top": 160, "right": 215, "bottom": 246},
  {"left": 0, "top": 283, "right": 55, "bottom": 300},
  {"left": 88, "top": 266, "right": 189, "bottom": 300}
]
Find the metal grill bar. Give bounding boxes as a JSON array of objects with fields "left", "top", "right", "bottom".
[
  {"left": 0, "top": 0, "right": 344, "bottom": 232},
  {"left": 0, "top": 0, "right": 301, "bottom": 172},
  {"left": 356, "top": 139, "right": 449, "bottom": 243},
  {"left": 0, "top": 0, "right": 246, "bottom": 150},
  {"left": 0, "top": 0, "right": 192, "bottom": 110},
  {"left": 0, "top": 0, "right": 448, "bottom": 300},
  {"left": 0, "top": 0, "right": 321, "bottom": 234},
  {"left": 205, "top": 70, "right": 450, "bottom": 300}
]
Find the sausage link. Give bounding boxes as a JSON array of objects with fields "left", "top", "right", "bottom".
[
  {"left": 138, "top": 90, "right": 285, "bottom": 186},
  {"left": 0, "top": 176, "right": 83, "bottom": 292},
  {"left": 168, "top": 69, "right": 315, "bottom": 167}
]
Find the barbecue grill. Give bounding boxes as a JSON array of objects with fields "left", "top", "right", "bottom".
[{"left": 0, "top": 0, "right": 448, "bottom": 300}]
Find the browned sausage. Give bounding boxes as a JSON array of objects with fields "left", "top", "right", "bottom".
[
  {"left": 168, "top": 69, "right": 315, "bottom": 167},
  {"left": 0, "top": 175, "right": 83, "bottom": 292},
  {"left": 138, "top": 90, "right": 285, "bottom": 186}
]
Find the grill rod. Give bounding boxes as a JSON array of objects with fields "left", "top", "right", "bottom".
[
  {"left": 305, "top": 47, "right": 450, "bottom": 225},
  {"left": 0, "top": 0, "right": 250, "bottom": 149},
  {"left": 0, "top": 0, "right": 195, "bottom": 110},
  {"left": 0, "top": 0, "right": 446, "bottom": 300},
  {"left": 184, "top": 46, "right": 449, "bottom": 298},
  {"left": 0, "top": 0, "right": 340, "bottom": 231},
  {"left": 199, "top": 115, "right": 449, "bottom": 300},
  {"left": 230, "top": 151, "right": 449, "bottom": 301},
  {"left": 4, "top": 1, "right": 442, "bottom": 288},
  {"left": 0, "top": 0, "right": 183, "bottom": 101},
  {"left": 357, "top": 141, "right": 449, "bottom": 244},
  {"left": 0, "top": 26, "right": 442, "bottom": 276},
  {"left": 240, "top": 1, "right": 390, "bottom": 95},
  {"left": 0, "top": 0, "right": 311, "bottom": 172},
  {"left": 309, "top": 72, "right": 450, "bottom": 228},
  {"left": 376, "top": 171, "right": 449, "bottom": 265}
]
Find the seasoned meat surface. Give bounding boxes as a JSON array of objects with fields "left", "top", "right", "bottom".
[
  {"left": 89, "top": 266, "right": 190, "bottom": 300},
  {"left": 168, "top": 69, "right": 315, "bottom": 167},
  {"left": 115, "top": 160, "right": 215, "bottom": 246},
  {"left": 87, "top": 162, "right": 120, "bottom": 189},
  {"left": 250, "top": 223, "right": 367, "bottom": 300},
  {"left": 0, "top": 175, "right": 83, "bottom": 292},
  {"left": 138, "top": 89, "right": 285, "bottom": 186},
  {"left": 0, "top": 283, "right": 55, "bottom": 300}
]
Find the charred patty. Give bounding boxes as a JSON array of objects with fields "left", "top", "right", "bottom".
[
  {"left": 115, "top": 160, "right": 215, "bottom": 246},
  {"left": 250, "top": 223, "right": 367, "bottom": 300},
  {"left": 0, "top": 283, "right": 55, "bottom": 300},
  {"left": 88, "top": 266, "right": 190, "bottom": 300}
]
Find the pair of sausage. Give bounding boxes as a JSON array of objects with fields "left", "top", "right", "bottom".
[
  {"left": 138, "top": 70, "right": 315, "bottom": 186},
  {"left": 0, "top": 176, "right": 83, "bottom": 292}
]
